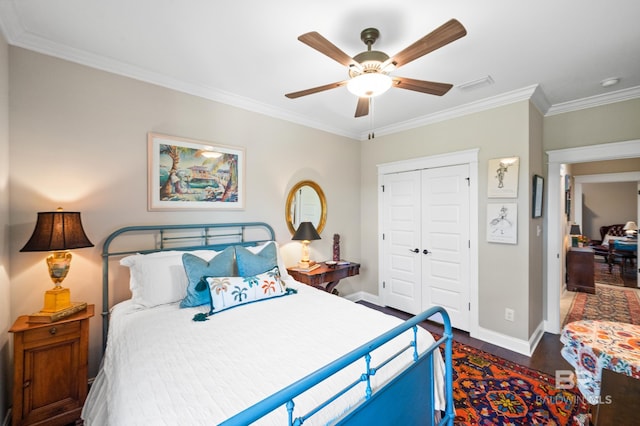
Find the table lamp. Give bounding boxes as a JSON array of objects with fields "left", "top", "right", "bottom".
[
  {"left": 292, "top": 221, "right": 321, "bottom": 269},
  {"left": 569, "top": 224, "right": 581, "bottom": 247},
  {"left": 20, "top": 209, "right": 94, "bottom": 313},
  {"left": 624, "top": 221, "right": 638, "bottom": 238}
]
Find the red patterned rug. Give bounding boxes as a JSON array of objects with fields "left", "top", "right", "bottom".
[
  {"left": 564, "top": 283, "right": 640, "bottom": 326},
  {"left": 594, "top": 259, "right": 636, "bottom": 288},
  {"left": 452, "top": 342, "right": 587, "bottom": 425}
]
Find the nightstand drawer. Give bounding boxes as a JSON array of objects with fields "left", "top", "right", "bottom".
[{"left": 22, "top": 321, "right": 80, "bottom": 344}]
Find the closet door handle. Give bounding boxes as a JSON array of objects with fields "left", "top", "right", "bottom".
[
  {"left": 423, "top": 249, "right": 430, "bottom": 255},
  {"left": 410, "top": 248, "right": 419, "bottom": 253}
]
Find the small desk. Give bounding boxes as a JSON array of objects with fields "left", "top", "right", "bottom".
[
  {"left": 288, "top": 262, "right": 360, "bottom": 294},
  {"left": 610, "top": 239, "right": 637, "bottom": 275},
  {"left": 560, "top": 320, "right": 640, "bottom": 424},
  {"left": 561, "top": 320, "right": 640, "bottom": 397}
]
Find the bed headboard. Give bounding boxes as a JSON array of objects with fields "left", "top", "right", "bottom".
[{"left": 101, "top": 222, "right": 275, "bottom": 349}]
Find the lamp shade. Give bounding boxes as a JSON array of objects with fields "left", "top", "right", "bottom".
[
  {"left": 569, "top": 224, "right": 581, "bottom": 235},
  {"left": 292, "top": 221, "right": 321, "bottom": 241},
  {"left": 624, "top": 221, "right": 638, "bottom": 231},
  {"left": 20, "top": 211, "right": 94, "bottom": 252}
]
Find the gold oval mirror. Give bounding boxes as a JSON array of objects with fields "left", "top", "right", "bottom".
[{"left": 285, "top": 180, "right": 326, "bottom": 235}]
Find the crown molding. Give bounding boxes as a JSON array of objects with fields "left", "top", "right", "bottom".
[
  {"left": 546, "top": 85, "right": 640, "bottom": 116},
  {"left": 364, "top": 85, "right": 541, "bottom": 139}
]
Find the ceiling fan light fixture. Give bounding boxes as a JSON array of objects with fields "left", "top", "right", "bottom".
[{"left": 347, "top": 73, "right": 392, "bottom": 97}]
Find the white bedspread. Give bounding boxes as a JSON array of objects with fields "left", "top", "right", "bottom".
[{"left": 83, "top": 280, "right": 444, "bottom": 425}]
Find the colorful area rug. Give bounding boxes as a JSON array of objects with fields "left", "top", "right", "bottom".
[
  {"left": 594, "top": 259, "right": 636, "bottom": 288},
  {"left": 452, "top": 342, "right": 587, "bottom": 425},
  {"left": 564, "top": 283, "right": 640, "bottom": 326}
]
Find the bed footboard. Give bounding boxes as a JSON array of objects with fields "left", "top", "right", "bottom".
[{"left": 221, "top": 306, "right": 454, "bottom": 426}]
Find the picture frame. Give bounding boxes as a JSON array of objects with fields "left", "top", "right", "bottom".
[
  {"left": 148, "top": 133, "right": 245, "bottom": 211},
  {"left": 487, "top": 203, "right": 518, "bottom": 244},
  {"left": 487, "top": 157, "right": 519, "bottom": 198},
  {"left": 532, "top": 174, "right": 544, "bottom": 218}
]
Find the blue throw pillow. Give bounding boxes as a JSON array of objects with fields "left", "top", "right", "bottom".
[
  {"left": 180, "top": 246, "right": 235, "bottom": 308},
  {"left": 235, "top": 242, "right": 278, "bottom": 276}
]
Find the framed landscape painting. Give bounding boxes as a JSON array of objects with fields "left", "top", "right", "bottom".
[{"left": 148, "top": 133, "right": 245, "bottom": 211}]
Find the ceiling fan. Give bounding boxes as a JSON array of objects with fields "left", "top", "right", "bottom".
[{"left": 285, "top": 19, "right": 467, "bottom": 118}]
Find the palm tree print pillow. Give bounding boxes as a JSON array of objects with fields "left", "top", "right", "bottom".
[{"left": 205, "top": 266, "right": 285, "bottom": 314}]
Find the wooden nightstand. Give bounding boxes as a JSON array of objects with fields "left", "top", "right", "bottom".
[
  {"left": 10, "top": 304, "right": 94, "bottom": 426},
  {"left": 287, "top": 262, "right": 360, "bottom": 294}
]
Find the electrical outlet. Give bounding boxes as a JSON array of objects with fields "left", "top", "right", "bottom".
[{"left": 505, "top": 308, "right": 515, "bottom": 322}]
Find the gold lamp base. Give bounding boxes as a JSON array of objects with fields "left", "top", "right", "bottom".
[{"left": 41, "top": 287, "right": 72, "bottom": 313}]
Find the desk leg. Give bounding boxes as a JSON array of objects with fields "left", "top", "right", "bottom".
[{"left": 325, "top": 280, "right": 341, "bottom": 295}]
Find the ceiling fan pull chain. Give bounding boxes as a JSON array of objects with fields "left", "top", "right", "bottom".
[{"left": 368, "top": 98, "right": 375, "bottom": 139}]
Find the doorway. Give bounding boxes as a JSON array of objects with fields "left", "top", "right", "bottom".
[
  {"left": 574, "top": 172, "right": 640, "bottom": 286},
  {"left": 546, "top": 139, "right": 640, "bottom": 334}
]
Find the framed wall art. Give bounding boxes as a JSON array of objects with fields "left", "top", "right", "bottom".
[
  {"left": 487, "top": 157, "right": 519, "bottom": 198},
  {"left": 487, "top": 203, "right": 518, "bottom": 244},
  {"left": 148, "top": 133, "right": 245, "bottom": 211},
  {"left": 532, "top": 174, "right": 544, "bottom": 218}
]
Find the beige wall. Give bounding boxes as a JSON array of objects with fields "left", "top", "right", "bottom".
[
  {"left": 572, "top": 158, "right": 640, "bottom": 239},
  {"left": 544, "top": 98, "right": 640, "bottom": 150},
  {"left": 8, "top": 47, "right": 362, "bottom": 378},
  {"left": 581, "top": 182, "right": 637, "bottom": 239},
  {"left": 527, "top": 104, "right": 544, "bottom": 337},
  {"left": 572, "top": 158, "right": 640, "bottom": 175},
  {"left": 360, "top": 100, "right": 535, "bottom": 340},
  {"left": 0, "top": 30, "right": 10, "bottom": 421}
]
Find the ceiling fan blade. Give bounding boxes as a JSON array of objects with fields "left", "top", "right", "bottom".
[
  {"left": 386, "top": 19, "right": 466, "bottom": 69},
  {"left": 355, "top": 97, "right": 369, "bottom": 117},
  {"left": 285, "top": 80, "right": 348, "bottom": 99},
  {"left": 392, "top": 77, "right": 453, "bottom": 96},
  {"left": 298, "top": 32, "right": 359, "bottom": 68}
]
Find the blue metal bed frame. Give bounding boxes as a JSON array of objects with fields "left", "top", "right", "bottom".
[{"left": 101, "top": 222, "right": 455, "bottom": 425}]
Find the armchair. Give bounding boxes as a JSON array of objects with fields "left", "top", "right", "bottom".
[{"left": 588, "top": 224, "right": 625, "bottom": 261}]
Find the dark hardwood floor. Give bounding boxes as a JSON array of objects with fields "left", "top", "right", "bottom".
[{"left": 358, "top": 301, "right": 574, "bottom": 377}]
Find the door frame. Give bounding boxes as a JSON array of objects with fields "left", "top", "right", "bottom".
[
  {"left": 377, "top": 148, "right": 479, "bottom": 337},
  {"left": 546, "top": 139, "right": 640, "bottom": 334}
]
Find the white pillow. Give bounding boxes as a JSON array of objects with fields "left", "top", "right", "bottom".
[
  {"left": 120, "top": 250, "right": 218, "bottom": 307},
  {"left": 205, "top": 265, "right": 286, "bottom": 314},
  {"left": 602, "top": 234, "right": 622, "bottom": 247},
  {"left": 246, "top": 241, "right": 290, "bottom": 280}
]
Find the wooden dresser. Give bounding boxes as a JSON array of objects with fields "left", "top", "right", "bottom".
[
  {"left": 10, "top": 305, "right": 94, "bottom": 426},
  {"left": 566, "top": 247, "right": 595, "bottom": 294}
]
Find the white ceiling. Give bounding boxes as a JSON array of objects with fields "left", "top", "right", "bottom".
[{"left": 1, "top": 0, "right": 639, "bottom": 140}]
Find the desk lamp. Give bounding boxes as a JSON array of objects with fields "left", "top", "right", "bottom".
[
  {"left": 20, "top": 209, "right": 94, "bottom": 313},
  {"left": 624, "top": 221, "right": 638, "bottom": 238},
  {"left": 569, "top": 224, "right": 581, "bottom": 247},
  {"left": 292, "top": 221, "right": 321, "bottom": 269}
]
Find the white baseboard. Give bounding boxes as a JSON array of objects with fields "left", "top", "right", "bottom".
[
  {"left": 343, "top": 291, "right": 380, "bottom": 306},
  {"left": 474, "top": 324, "right": 542, "bottom": 357},
  {"left": 527, "top": 321, "right": 546, "bottom": 355},
  {"left": 350, "top": 291, "right": 547, "bottom": 357}
]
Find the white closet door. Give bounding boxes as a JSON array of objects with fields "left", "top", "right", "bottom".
[
  {"left": 421, "top": 164, "right": 470, "bottom": 331},
  {"left": 381, "top": 171, "right": 422, "bottom": 315}
]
